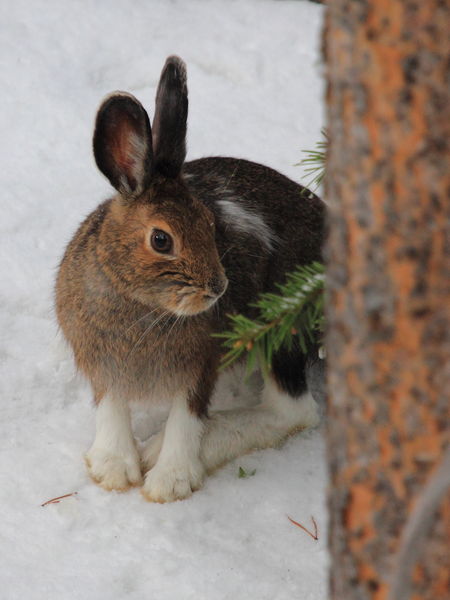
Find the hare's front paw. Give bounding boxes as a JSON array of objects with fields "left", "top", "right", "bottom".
[
  {"left": 141, "top": 457, "right": 205, "bottom": 503},
  {"left": 85, "top": 445, "right": 143, "bottom": 491},
  {"left": 140, "top": 431, "right": 164, "bottom": 472}
]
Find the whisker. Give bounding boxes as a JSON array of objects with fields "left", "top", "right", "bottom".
[
  {"left": 168, "top": 314, "right": 184, "bottom": 339},
  {"left": 240, "top": 252, "right": 267, "bottom": 260},
  {"left": 126, "top": 309, "right": 171, "bottom": 362},
  {"left": 152, "top": 315, "right": 173, "bottom": 348},
  {"left": 221, "top": 165, "right": 239, "bottom": 193},
  {"left": 163, "top": 313, "right": 185, "bottom": 355},
  {"left": 125, "top": 306, "right": 161, "bottom": 334},
  {"left": 220, "top": 246, "right": 234, "bottom": 262}
]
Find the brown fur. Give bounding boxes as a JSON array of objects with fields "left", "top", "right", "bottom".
[{"left": 56, "top": 180, "right": 225, "bottom": 410}]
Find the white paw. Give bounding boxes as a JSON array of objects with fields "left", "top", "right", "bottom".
[
  {"left": 141, "top": 457, "right": 205, "bottom": 503},
  {"left": 85, "top": 445, "right": 142, "bottom": 491},
  {"left": 140, "top": 431, "right": 164, "bottom": 472}
]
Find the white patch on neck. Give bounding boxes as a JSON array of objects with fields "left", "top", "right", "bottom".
[{"left": 216, "top": 198, "right": 275, "bottom": 252}]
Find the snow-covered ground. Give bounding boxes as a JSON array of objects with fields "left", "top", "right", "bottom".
[{"left": 0, "top": 1, "right": 327, "bottom": 598}]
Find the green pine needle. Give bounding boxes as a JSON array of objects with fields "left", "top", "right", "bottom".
[
  {"left": 215, "top": 136, "right": 327, "bottom": 374},
  {"left": 215, "top": 262, "right": 325, "bottom": 373},
  {"left": 297, "top": 129, "right": 328, "bottom": 193}
]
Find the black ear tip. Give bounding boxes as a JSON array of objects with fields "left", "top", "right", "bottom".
[
  {"left": 96, "top": 92, "right": 146, "bottom": 123},
  {"left": 165, "top": 55, "right": 186, "bottom": 69},
  {"left": 152, "top": 56, "right": 188, "bottom": 178},
  {"left": 163, "top": 55, "right": 187, "bottom": 82}
]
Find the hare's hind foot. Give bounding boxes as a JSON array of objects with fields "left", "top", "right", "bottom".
[{"left": 200, "top": 379, "right": 320, "bottom": 474}]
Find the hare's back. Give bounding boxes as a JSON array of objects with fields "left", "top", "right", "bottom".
[{"left": 183, "top": 157, "right": 325, "bottom": 309}]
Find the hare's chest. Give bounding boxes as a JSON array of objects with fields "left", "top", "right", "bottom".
[{"left": 119, "top": 316, "right": 208, "bottom": 400}]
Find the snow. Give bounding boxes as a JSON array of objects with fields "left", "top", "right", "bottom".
[{"left": 0, "top": 1, "right": 328, "bottom": 598}]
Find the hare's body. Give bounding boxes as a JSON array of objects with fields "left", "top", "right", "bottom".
[
  {"left": 56, "top": 57, "right": 325, "bottom": 502},
  {"left": 57, "top": 157, "right": 323, "bottom": 402}
]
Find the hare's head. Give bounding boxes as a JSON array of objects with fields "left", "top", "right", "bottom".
[{"left": 93, "top": 56, "right": 227, "bottom": 315}]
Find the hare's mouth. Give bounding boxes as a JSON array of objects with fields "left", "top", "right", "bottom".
[
  {"left": 171, "top": 284, "right": 226, "bottom": 316},
  {"left": 173, "top": 291, "right": 217, "bottom": 316}
]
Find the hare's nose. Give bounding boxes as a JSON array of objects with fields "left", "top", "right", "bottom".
[{"left": 208, "top": 274, "right": 228, "bottom": 297}]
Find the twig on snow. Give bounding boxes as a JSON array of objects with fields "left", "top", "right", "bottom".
[
  {"left": 287, "top": 515, "right": 319, "bottom": 540},
  {"left": 41, "top": 492, "right": 78, "bottom": 507}
]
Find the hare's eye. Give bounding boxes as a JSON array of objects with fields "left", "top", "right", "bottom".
[{"left": 150, "top": 229, "right": 173, "bottom": 254}]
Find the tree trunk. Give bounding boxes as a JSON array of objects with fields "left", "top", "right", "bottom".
[{"left": 324, "top": 1, "right": 450, "bottom": 599}]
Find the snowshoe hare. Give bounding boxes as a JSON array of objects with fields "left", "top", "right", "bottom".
[{"left": 56, "top": 56, "right": 325, "bottom": 502}]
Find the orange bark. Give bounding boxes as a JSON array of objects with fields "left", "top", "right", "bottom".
[{"left": 324, "top": 0, "right": 450, "bottom": 598}]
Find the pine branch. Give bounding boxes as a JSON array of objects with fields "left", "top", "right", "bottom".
[
  {"left": 216, "top": 136, "right": 327, "bottom": 373},
  {"left": 297, "top": 128, "right": 328, "bottom": 193},
  {"left": 216, "top": 262, "right": 325, "bottom": 373}
]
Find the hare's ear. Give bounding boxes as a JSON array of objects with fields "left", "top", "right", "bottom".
[
  {"left": 152, "top": 56, "right": 188, "bottom": 178},
  {"left": 93, "top": 93, "right": 153, "bottom": 196}
]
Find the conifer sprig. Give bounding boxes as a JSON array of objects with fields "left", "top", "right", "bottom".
[
  {"left": 297, "top": 129, "right": 327, "bottom": 192},
  {"left": 216, "top": 262, "right": 325, "bottom": 373}
]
